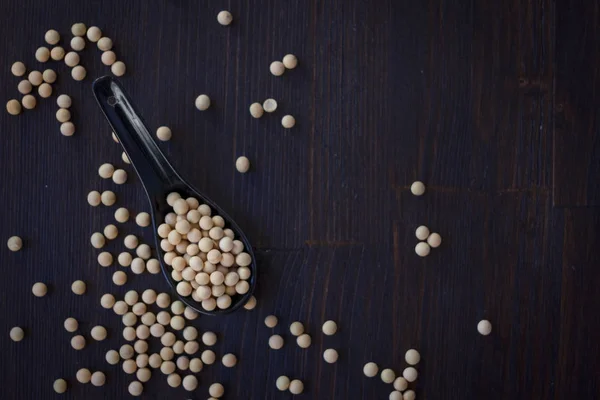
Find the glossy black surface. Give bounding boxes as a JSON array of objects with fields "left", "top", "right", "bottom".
[{"left": 93, "top": 76, "right": 257, "bottom": 315}]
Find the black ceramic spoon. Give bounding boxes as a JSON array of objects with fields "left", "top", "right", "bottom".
[{"left": 92, "top": 76, "right": 256, "bottom": 316}]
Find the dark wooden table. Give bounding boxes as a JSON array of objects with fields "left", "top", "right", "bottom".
[{"left": 0, "top": 0, "right": 598, "bottom": 399}]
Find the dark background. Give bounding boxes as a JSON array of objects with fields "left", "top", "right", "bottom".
[{"left": 0, "top": 0, "right": 598, "bottom": 399}]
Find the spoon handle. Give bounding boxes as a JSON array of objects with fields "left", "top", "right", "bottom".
[{"left": 92, "top": 76, "right": 180, "bottom": 200}]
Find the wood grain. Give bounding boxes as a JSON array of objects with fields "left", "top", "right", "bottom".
[
  {"left": 0, "top": 0, "right": 598, "bottom": 399},
  {"left": 553, "top": 0, "right": 600, "bottom": 206}
]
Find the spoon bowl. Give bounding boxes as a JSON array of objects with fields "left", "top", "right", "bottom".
[{"left": 92, "top": 76, "right": 257, "bottom": 315}]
